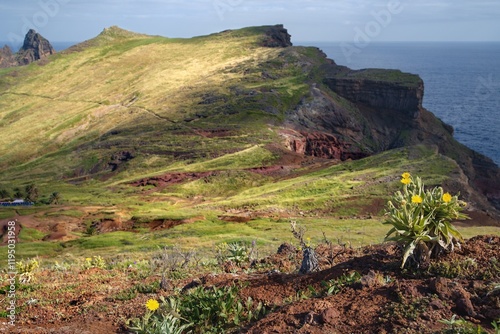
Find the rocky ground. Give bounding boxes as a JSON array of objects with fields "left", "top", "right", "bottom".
[{"left": 1, "top": 235, "right": 498, "bottom": 333}]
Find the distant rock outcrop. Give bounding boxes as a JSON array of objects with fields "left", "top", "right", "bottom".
[
  {"left": 0, "top": 29, "right": 55, "bottom": 68},
  {"left": 262, "top": 24, "right": 292, "bottom": 48},
  {"left": 16, "top": 29, "right": 56, "bottom": 65},
  {"left": 0, "top": 45, "right": 17, "bottom": 68}
]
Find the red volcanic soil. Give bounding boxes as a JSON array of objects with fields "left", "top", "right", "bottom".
[{"left": 2, "top": 235, "right": 499, "bottom": 333}]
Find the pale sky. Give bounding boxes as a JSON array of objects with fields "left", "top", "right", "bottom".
[{"left": 1, "top": 0, "right": 500, "bottom": 46}]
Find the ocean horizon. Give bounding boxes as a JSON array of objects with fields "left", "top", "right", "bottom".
[{"left": 1, "top": 41, "right": 77, "bottom": 52}]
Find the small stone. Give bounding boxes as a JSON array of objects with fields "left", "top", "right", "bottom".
[{"left": 320, "top": 307, "right": 340, "bottom": 324}]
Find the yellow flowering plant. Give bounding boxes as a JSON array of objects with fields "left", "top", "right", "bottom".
[
  {"left": 82, "top": 255, "right": 106, "bottom": 270},
  {"left": 16, "top": 258, "right": 40, "bottom": 284},
  {"left": 127, "top": 297, "right": 192, "bottom": 334},
  {"left": 146, "top": 299, "right": 160, "bottom": 311},
  {"left": 384, "top": 173, "right": 469, "bottom": 269}
]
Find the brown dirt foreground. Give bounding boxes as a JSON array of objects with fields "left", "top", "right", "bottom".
[{"left": 1, "top": 236, "right": 499, "bottom": 334}]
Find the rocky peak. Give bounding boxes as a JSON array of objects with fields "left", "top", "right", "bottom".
[
  {"left": 16, "top": 29, "right": 55, "bottom": 65},
  {"left": 262, "top": 24, "right": 293, "bottom": 48}
]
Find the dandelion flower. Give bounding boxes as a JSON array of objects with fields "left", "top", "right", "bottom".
[
  {"left": 442, "top": 193, "right": 452, "bottom": 203},
  {"left": 146, "top": 299, "right": 160, "bottom": 311},
  {"left": 411, "top": 195, "right": 423, "bottom": 204},
  {"left": 402, "top": 172, "right": 411, "bottom": 179},
  {"left": 401, "top": 177, "right": 411, "bottom": 185}
]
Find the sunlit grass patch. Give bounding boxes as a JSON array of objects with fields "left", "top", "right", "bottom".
[
  {"left": 44, "top": 209, "right": 85, "bottom": 218},
  {"left": 18, "top": 227, "right": 47, "bottom": 242}
]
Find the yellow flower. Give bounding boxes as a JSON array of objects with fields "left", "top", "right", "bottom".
[
  {"left": 145, "top": 299, "right": 160, "bottom": 311},
  {"left": 85, "top": 258, "right": 92, "bottom": 262},
  {"left": 442, "top": 192, "right": 452, "bottom": 203},
  {"left": 401, "top": 172, "right": 411, "bottom": 179},
  {"left": 411, "top": 195, "right": 423, "bottom": 204},
  {"left": 401, "top": 177, "right": 411, "bottom": 185}
]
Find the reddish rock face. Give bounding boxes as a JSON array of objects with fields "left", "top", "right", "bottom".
[{"left": 281, "top": 129, "right": 368, "bottom": 161}]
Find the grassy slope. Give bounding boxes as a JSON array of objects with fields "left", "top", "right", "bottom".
[
  {"left": 0, "top": 26, "right": 289, "bottom": 180},
  {"left": 0, "top": 26, "right": 498, "bottom": 265}
]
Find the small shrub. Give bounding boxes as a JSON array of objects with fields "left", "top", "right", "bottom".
[
  {"left": 151, "top": 246, "right": 195, "bottom": 273},
  {"left": 383, "top": 173, "right": 469, "bottom": 269},
  {"left": 179, "top": 285, "right": 265, "bottom": 333},
  {"left": 114, "top": 288, "right": 138, "bottom": 301},
  {"left": 82, "top": 256, "right": 106, "bottom": 270},
  {"left": 428, "top": 258, "right": 478, "bottom": 279},
  {"left": 321, "top": 271, "right": 361, "bottom": 296},
  {"left": 16, "top": 258, "right": 40, "bottom": 284},
  {"left": 127, "top": 297, "right": 192, "bottom": 334},
  {"left": 290, "top": 221, "right": 319, "bottom": 274},
  {"left": 382, "top": 297, "right": 431, "bottom": 324},
  {"left": 319, "top": 231, "right": 348, "bottom": 268},
  {"left": 127, "top": 290, "right": 265, "bottom": 334},
  {"left": 439, "top": 314, "right": 488, "bottom": 333},
  {"left": 216, "top": 242, "right": 249, "bottom": 266},
  {"left": 150, "top": 246, "right": 195, "bottom": 289},
  {"left": 83, "top": 222, "right": 98, "bottom": 236},
  {"left": 135, "top": 281, "right": 160, "bottom": 294},
  {"left": 48, "top": 192, "right": 61, "bottom": 205},
  {"left": 51, "top": 261, "right": 72, "bottom": 272}
]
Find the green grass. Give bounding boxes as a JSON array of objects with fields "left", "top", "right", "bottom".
[
  {"left": 0, "top": 25, "right": 284, "bottom": 180},
  {"left": 4, "top": 214, "right": 496, "bottom": 269},
  {"left": 334, "top": 68, "right": 422, "bottom": 88},
  {"left": 44, "top": 209, "right": 85, "bottom": 218},
  {"left": 0, "top": 209, "right": 16, "bottom": 219},
  {"left": 63, "top": 231, "right": 140, "bottom": 250},
  {"left": 18, "top": 227, "right": 47, "bottom": 242},
  {"left": 10, "top": 241, "right": 65, "bottom": 260}
]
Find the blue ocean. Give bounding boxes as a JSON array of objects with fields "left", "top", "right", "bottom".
[{"left": 302, "top": 42, "right": 500, "bottom": 166}]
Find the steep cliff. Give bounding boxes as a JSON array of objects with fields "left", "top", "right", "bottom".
[
  {"left": 324, "top": 68, "right": 424, "bottom": 116},
  {"left": 261, "top": 24, "right": 293, "bottom": 47},
  {"left": 280, "top": 47, "right": 499, "bottom": 215}
]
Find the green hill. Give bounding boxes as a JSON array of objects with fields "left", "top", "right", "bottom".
[{"left": 0, "top": 25, "right": 498, "bottom": 257}]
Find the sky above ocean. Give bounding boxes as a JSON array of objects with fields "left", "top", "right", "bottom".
[{"left": 1, "top": 0, "right": 500, "bottom": 47}]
